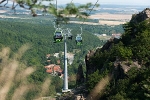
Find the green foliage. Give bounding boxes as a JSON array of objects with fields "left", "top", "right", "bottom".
[
  {"left": 51, "top": 76, "right": 63, "bottom": 92},
  {"left": 61, "top": 2, "right": 100, "bottom": 19},
  {"left": 109, "top": 92, "right": 127, "bottom": 100},
  {"left": 121, "top": 20, "right": 150, "bottom": 65},
  {"left": 86, "top": 69, "right": 109, "bottom": 92},
  {"left": 88, "top": 19, "right": 150, "bottom": 70},
  {"left": 104, "top": 67, "right": 150, "bottom": 100},
  {"left": 85, "top": 16, "right": 150, "bottom": 100},
  {"left": 0, "top": 17, "right": 104, "bottom": 98},
  {"left": 82, "top": 24, "right": 124, "bottom": 35},
  {"left": 111, "top": 42, "right": 133, "bottom": 60},
  {"left": 28, "top": 67, "right": 46, "bottom": 84},
  {"left": 86, "top": 70, "right": 102, "bottom": 92}
]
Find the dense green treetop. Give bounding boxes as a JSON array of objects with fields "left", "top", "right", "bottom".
[{"left": 85, "top": 16, "right": 150, "bottom": 99}]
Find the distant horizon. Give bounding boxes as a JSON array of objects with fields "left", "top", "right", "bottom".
[
  {"left": 59, "top": 2, "right": 150, "bottom": 6},
  {"left": 5, "top": 1, "right": 150, "bottom": 7},
  {"left": 56, "top": 0, "right": 150, "bottom": 7}
]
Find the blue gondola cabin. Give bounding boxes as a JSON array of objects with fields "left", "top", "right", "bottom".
[{"left": 75, "top": 35, "right": 82, "bottom": 45}]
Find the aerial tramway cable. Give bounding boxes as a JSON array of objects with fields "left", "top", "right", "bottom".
[
  {"left": 75, "top": 0, "right": 99, "bottom": 45},
  {"left": 79, "top": 0, "right": 99, "bottom": 28},
  {"left": 75, "top": 0, "right": 99, "bottom": 65},
  {"left": 53, "top": 0, "right": 63, "bottom": 43},
  {"left": 53, "top": 0, "right": 75, "bottom": 43}
]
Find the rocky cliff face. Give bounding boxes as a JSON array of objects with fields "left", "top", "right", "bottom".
[
  {"left": 76, "top": 64, "right": 85, "bottom": 85},
  {"left": 57, "top": 8, "right": 150, "bottom": 100},
  {"left": 85, "top": 8, "right": 150, "bottom": 80},
  {"left": 85, "top": 50, "right": 95, "bottom": 79},
  {"left": 100, "top": 37, "right": 119, "bottom": 52},
  {"left": 130, "top": 8, "right": 150, "bottom": 23},
  {"left": 85, "top": 37, "right": 120, "bottom": 80}
]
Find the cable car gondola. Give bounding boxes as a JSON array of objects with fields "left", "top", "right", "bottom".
[
  {"left": 54, "top": 30, "right": 63, "bottom": 43},
  {"left": 75, "top": 34, "right": 82, "bottom": 45},
  {"left": 67, "top": 33, "right": 73, "bottom": 40}
]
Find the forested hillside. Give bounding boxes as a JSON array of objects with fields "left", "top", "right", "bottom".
[
  {"left": 0, "top": 19, "right": 102, "bottom": 64},
  {"left": 84, "top": 8, "right": 150, "bottom": 100},
  {"left": 0, "top": 17, "right": 109, "bottom": 99}
]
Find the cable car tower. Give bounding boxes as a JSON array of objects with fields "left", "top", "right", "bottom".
[
  {"left": 53, "top": 0, "right": 63, "bottom": 43},
  {"left": 52, "top": 0, "right": 71, "bottom": 93},
  {"left": 52, "top": 0, "right": 99, "bottom": 93},
  {"left": 53, "top": 23, "right": 72, "bottom": 93},
  {"left": 62, "top": 28, "right": 72, "bottom": 92},
  {"left": 53, "top": 26, "right": 72, "bottom": 92}
]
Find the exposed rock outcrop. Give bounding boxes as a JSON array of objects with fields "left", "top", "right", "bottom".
[
  {"left": 57, "top": 8, "right": 150, "bottom": 100},
  {"left": 100, "top": 37, "right": 119, "bottom": 52},
  {"left": 113, "top": 60, "right": 141, "bottom": 79},
  {"left": 85, "top": 50, "right": 95, "bottom": 80},
  {"left": 85, "top": 37, "right": 120, "bottom": 80},
  {"left": 85, "top": 8, "right": 150, "bottom": 80},
  {"left": 130, "top": 8, "right": 150, "bottom": 23},
  {"left": 76, "top": 64, "right": 85, "bottom": 85}
]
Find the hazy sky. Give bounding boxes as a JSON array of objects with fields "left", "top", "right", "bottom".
[{"left": 57, "top": 0, "right": 150, "bottom": 6}]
